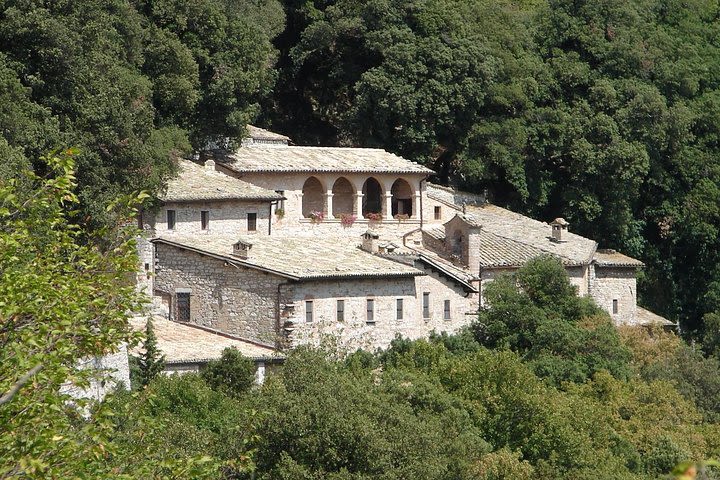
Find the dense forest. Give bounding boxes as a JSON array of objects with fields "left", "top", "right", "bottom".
[{"left": 1, "top": 0, "right": 719, "bottom": 334}]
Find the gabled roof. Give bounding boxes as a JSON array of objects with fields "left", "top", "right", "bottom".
[
  {"left": 593, "top": 249, "right": 644, "bottom": 267},
  {"left": 461, "top": 204, "right": 598, "bottom": 267},
  {"left": 129, "top": 317, "right": 282, "bottom": 363},
  {"left": 246, "top": 125, "right": 290, "bottom": 143},
  {"left": 152, "top": 235, "right": 423, "bottom": 280},
  {"left": 160, "top": 159, "right": 283, "bottom": 202},
  {"left": 220, "top": 146, "right": 434, "bottom": 174},
  {"left": 636, "top": 307, "right": 675, "bottom": 327}
]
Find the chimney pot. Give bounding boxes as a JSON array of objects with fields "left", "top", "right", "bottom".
[
  {"left": 361, "top": 229, "right": 380, "bottom": 254},
  {"left": 232, "top": 240, "right": 252, "bottom": 259},
  {"left": 205, "top": 159, "right": 216, "bottom": 170},
  {"left": 550, "top": 218, "right": 569, "bottom": 242}
]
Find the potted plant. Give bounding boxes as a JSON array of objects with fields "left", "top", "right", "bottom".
[
  {"left": 340, "top": 213, "right": 357, "bottom": 227},
  {"left": 275, "top": 208, "right": 285, "bottom": 218},
  {"left": 309, "top": 210, "right": 324, "bottom": 223},
  {"left": 365, "top": 212, "right": 382, "bottom": 224}
]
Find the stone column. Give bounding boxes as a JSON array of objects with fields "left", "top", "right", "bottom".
[
  {"left": 325, "top": 191, "right": 334, "bottom": 218},
  {"left": 355, "top": 193, "right": 364, "bottom": 217},
  {"left": 384, "top": 192, "right": 393, "bottom": 219},
  {"left": 413, "top": 192, "right": 421, "bottom": 219}
]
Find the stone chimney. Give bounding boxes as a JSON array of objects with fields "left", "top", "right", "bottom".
[
  {"left": 232, "top": 240, "right": 252, "bottom": 259},
  {"left": 550, "top": 218, "right": 569, "bottom": 242},
  {"left": 361, "top": 229, "right": 380, "bottom": 254},
  {"left": 205, "top": 159, "right": 216, "bottom": 171}
]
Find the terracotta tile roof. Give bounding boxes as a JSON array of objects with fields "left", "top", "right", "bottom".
[
  {"left": 593, "top": 249, "right": 644, "bottom": 267},
  {"left": 220, "top": 146, "right": 434, "bottom": 174},
  {"left": 129, "top": 317, "right": 282, "bottom": 363},
  {"left": 160, "top": 159, "right": 283, "bottom": 202},
  {"left": 152, "top": 234, "right": 424, "bottom": 280},
  {"left": 636, "top": 307, "right": 675, "bottom": 327},
  {"left": 462, "top": 205, "right": 598, "bottom": 266}
]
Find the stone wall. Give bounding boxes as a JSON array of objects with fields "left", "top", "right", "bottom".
[
  {"left": 61, "top": 345, "right": 130, "bottom": 402},
  {"left": 285, "top": 269, "right": 476, "bottom": 352},
  {"left": 154, "top": 200, "right": 272, "bottom": 237},
  {"left": 153, "top": 243, "right": 287, "bottom": 344},
  {"left": 589, "top": 265, "right": 637, "bottom": 324}
]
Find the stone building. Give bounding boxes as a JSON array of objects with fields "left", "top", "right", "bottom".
[{"left": 139, "top": 126, "right": 671, "bottom": 356}]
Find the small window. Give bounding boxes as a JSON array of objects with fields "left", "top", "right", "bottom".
[
  {"left": 366, "top": 299, "right": 375, "bottom": 324},
  {"left": 167, "top": 210, "right": 176, "bottom": 230},
  {"left": 396, "top": 298, "right": 404, "bottom": 320},
  {"left": 305, "top": 300, "right": 314, "bottom": 322},
  {"left": 247, "top": 212, "right": 257, "bottom": 232},
  {"left": 423, "top": 292, "right": 430, "bottom": 318},
  {"left": 434, "top": 206, "right": 441, "bottom": 220},
  {"left": 201, "top": 210, "right": 210, "bottom": 230},
  {"left": 444, "top": 299, "right": 451, "bottom": 320},
  {"left": 337, "top": 299, "right": 345, "bottom": 322},
  {"left": 612, "top": 299, "right": 619, "bottom": 314}
]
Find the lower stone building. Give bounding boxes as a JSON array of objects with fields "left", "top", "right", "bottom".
[{"left": 150, "top": 233, "right": 478, "bottom": 351}]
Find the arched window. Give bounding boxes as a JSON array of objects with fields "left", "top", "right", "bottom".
[
  {"left": 362, "top": 177, "right": 382, "bottom": 217},
  {"left": 302, "top": 177, "right": 325, "bottom": 218},
  {"left": 332, "top": 177, "right": 355, "bottom": 217},
  {"left": 391, "top": 179, "right": 413, "bottom": 217}
]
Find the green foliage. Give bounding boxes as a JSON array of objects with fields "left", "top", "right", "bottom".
[
  {"left": 0, "top": 153, "right": 216, "bottom": 478},
  {"left": 473, "top": 256, "right": 631, "bottom": 385},
  {"left": 136, "top": 318, "right": 166, "bottom": 388},
  {"left": 0, "top": 0, "right": 283, "bottom": 226},
  {"left": 201, "top": 347, "right": 256, "bottom": 397}
]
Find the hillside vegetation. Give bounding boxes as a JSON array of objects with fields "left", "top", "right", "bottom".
[{"left": 2, "top": 162, "right": 720, "bottom": 478}]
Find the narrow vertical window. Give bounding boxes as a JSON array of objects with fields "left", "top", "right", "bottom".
[
  {"left": 305, "top": 300, "right": 313, "bottom": 322},
  {"left": 247, "top": 212, "right": 257, "bottom": 232},
  {"left": 444, "top": 299, "right": 451, "bottom": 320},
  {"left": 434, "top": 206, "right": 441, "bottom": 220},
  {"left": 396, "top": 298, "right": 404, "bottom": 320},
  {"left": 201, "top": 210, "right": 210, "bottom": 230},
  {"left": 337, "top": 299, "right": 345, "bottom": 322},
  {"left": 612, "top": 299, "right": 619, "bottom": 314},
  {"left": 177, "top": 292, "right": 190, "bottom": 322},
  {"left": 423, "top": 292, "right": 430, "bottom": 319},
  {"left": 366, "top": 298, "right": 375, "bottom": 324},
  {"left": 167, "top": 209, "right": 176, "bottom": 230}
]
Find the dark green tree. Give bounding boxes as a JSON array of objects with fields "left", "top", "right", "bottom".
[
  {"left": 201, "top": 347, "right": 256, "bottom": 397},
  {"left": 137, "top": 318, "right": 166, "bottom": 388}
]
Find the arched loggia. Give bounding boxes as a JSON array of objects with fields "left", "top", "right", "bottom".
[{"left": 302, "top": 176, "right": 325, "bottom": 217}]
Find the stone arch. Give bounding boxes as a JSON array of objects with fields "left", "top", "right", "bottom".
[
  {"left": 332, "top": 177, "right": 355, "bottom": 217},
  {"left": 362, "top": 177, "right": 383, "bottom": 217},
  {"left": 302, "top": 176, "right": 325, "bottom": 218},
  {"left": 391, "top": 178, "right": 413, "bottom": 217}
]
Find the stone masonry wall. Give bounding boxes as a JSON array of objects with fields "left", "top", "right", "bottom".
[
  {"left": 589, "top": 265, "right": 637, "bottom": 324},
  {"left": 286, "top": 270, "right": 475, "bottom": 352},
  {"left": 154, "top": 200, "right": 272, "bottom": 237},
  {"left": 153, "top": 243, "right": 286, "bottom": 345}
]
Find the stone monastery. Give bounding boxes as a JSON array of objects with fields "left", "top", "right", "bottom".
[{"left": 136, "top": 126, "right": 671, "bottom": 369}]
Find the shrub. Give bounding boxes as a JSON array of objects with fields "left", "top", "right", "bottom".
[{"left": 201, "top": 347, "right": 256, "bottom": 397}]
